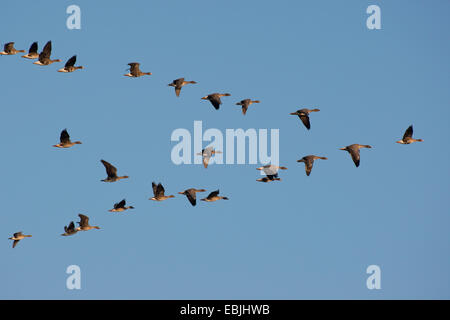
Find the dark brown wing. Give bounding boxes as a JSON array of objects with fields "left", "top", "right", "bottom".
[
  {"left": 29, "top": 42, "right": 38, "bottom": 54},
  {"left": 101, "top": 160, "right": 117, "bottom": 178},
  {"left": 208, "top": 95, "right": 221, "bottom": 110},
  {"left": 78, "top": 214, "right": 89, "bottom": 227},
  {"left": 4, "top": 42, "right": 14, "bottom": 53},
  {"left": 65, "top": 55, "right": 77, "bottom": 68},
  {"left": 304, "top": 158, "right": 314, "bottom": 176},
  {"left": 13, "top": 232, "right": 23, "bottom": 238},
  {"left": 155, "top": 183, "right": 165, "bottom": 198},
  {"left": 114, "top": 199, "right": 126, "bottom": 209},
  {"left": 299, "top": 114, "right": 311, "bottom": 130},
  {"left": 40, "top": 41, "right": 52, "bottom": 60},
  {"left": 207, "top": 190, "right": 220, "bottom": 199},
  {"left": 60, "top": 129, "right": 71, "bottom": 144},
  {"left": 185, "top": 189, "right": 197, "bottom": 206},
  {"left": 128, "top": 62, "right": 140, "bottom": 76},
  {"left": 403, "top": 125, "right": 413, "bottom": 140},
  {"left": 12, "top": 240, "right": 19, "bottom": 248},
  {"left": 175, "top": 86, "right": 182, "bottom": 97},
  {"left": 348, "top": 147, "right": 361, "bottom": 167}
]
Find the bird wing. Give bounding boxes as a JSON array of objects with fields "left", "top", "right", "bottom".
[
  {"left": 403, "top": 125, "right": 413, "bottom": 140},
  {"left": 101, "top": 160, "right": 117, "bottom": 178},
  {"left": 60, "top": 129, "right": 71, "bottom": 144},
  {"left": 209, "top": 95, "right": 221, "bottom": 110},
  {"left": 13, "top": 240, "right": 19, "bottom": 248},
  {"left": 349, "top": 147, "right": 361, "bottom": 167},
  {"left": 208, "top": 190, "right": 220, "bottom": 199},
  {"left": 156, "top": 183, "right": 165, "bottom": 198},
  {"left": 4, "top": 42, "right": 14, "bottom": 53},
  {"left": 29, "top": 42, "right": 38, "bottom": 54},
  {"left": 185, "top": 189, "right": 197, "bottom": 206},
  {"left": 115, "top": 199, "right": 126, "bottom": 209},
  {"left": 65, "top": 55, "right": 77, "bottom": 68},
  {"left": 68, "top": 221, "right": 76, "bottom": 232},
  {"left": 128, "top": 62, "right": 140, "bottom": 76},
  {"left": 175, "top": 87, "right": 182, "bottom": 97},
  {"left": 299, "top": 114, "right": 311, "bottom": 130},
  {"left": 40, "top": 41, "right": 52, "bottom": 60},
  {"left": 304, "top": 158, "right": 314, "bottom": 176},
  {"left": 13, "top": 232, "right": 23, "bottom": 238},
  {"left": 78, "top": 214, "right": 89, "bottom": 227}
]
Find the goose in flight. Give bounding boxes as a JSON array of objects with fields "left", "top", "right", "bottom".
[
  {"left": 340, "top": 144, "right": 372, "bottom": 167},
  {"left": 76, "top": 214, "right": 100, "bottom": 231},
  {"left": 124, "top": 62, "right": 152, "bottom": 77},
  {"left": 178, "top": 188, "right": 206, "bottom": 206},
  {"left": 297, "top": 155, "right": 328, "bottom": 176},
  {"left": 8, "top": 232, "right": 32, "bottom": 248},
  {"left": 21, "top": 42, "right": 39, "bottom": 59},
  {"left": 290, "top": 108, "right": 320, "bottom": 130},
  {"left": 53, "top": 129, "right": 82, "bottom": 148},
  {"left": 201, "top": 190, "right": 229, "bottom": 202},
  {"left": 33, "top": 41, "right": 61, "bottom": 66},
  {"left": 109, "top": 199, "right": 134, "bottom": 212},
  {"left": 100, "top": 160, "right": 129, "bottom": 182},
  {"left": 168, "top": 78, "right": 197, "bottom": 97},
  {"left": 61, "top": 221, "right": 78, "bottom": 236},
  {"left": 256, "top": 165, "right": 287, "bottom": 182},
  {"left": 197, "top": 147, "right": 222, "bottom": 168},
  {"left": 396, "top": 125, "right": 423, "bottom": 144},
  {"left": 149, "top": 182, "right": 175, "bottom": 201},
  {"left": 201, "top": 93, "right": 231, "bottom": 110},
  {"left": 236, "top": 99, "right": 260, "bottom": 115},
  {"left": 58, "top": 55, "right": 83, "bottom": 73},
  {"left": 0, "top": 42, "right": 25, "bottom": 55}
]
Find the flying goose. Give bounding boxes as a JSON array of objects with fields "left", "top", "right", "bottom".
[
  {"left": 76, "top": 214, "right": 100, "bottom": 231},
  {"left": 124, "top": 62, "right": 152, "bottom": 77},
  {"left": 109, "top": 199, "right": 134, "bottom": 212},
  {"left": 201, "top": 93, "right": 231, "bottom": 110},
  {"left": 236, "top": 99, "right": 260, "bottom": 115},
  {"left": 33, "top": 41, "right": 61, "bottom": 66},
  {"left": 396, "top": 125, "right": 423, "bottom": 144},
  {"left": 8, "top": 232, "right": 32, "bottom": 248},
  {"left": 53, "top": 129, "right": 82, "bottom": 148},
  {"left": 340, "top": 144, "right": 372, "bottom": 167},
  {"left": 168, "top": 78, "right": 197, "bottom": 97},
  {"left": 100, "top": 160, "right": 129, "bottom": 182},
  {"left": 58, "top": 55, "right": 83, "bottom": 73},
  {"left": 178, "top": 188, "right": 206, "bottom": 206},
  {"left": 256, "top": 165, "right": 287, "bottom": 182},
  {"left": 196, "top": 147, "right": 222, "bottom": 168},
  {"left": 21, "top": 42, "right": 39, "bottom": 59},
  {"left": 61, "top": 221, "right": 78, "bottom": 236},
  {"left": 0, "top": 42, "right": 25, "bottom": 55},
  {"left": 200, "top": 190, "right": 229, "bottom": 202},
  {"left": 290, "top": 108, "right": 320, "bottom": 130},
  {"left": 149, "top": 182, "right": 175, "bottom": 201},
  {"left": 297, "top": 155, "right": 328, "bottom": 176}
]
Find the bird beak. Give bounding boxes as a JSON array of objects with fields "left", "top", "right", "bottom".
[
  {"left": 290, "top": 112, "right": 297, "bottom": 115},
  {"left": 339, "top": 148, "right": 346, "bottom": 150},
  {"left": 201, "top": 96, "right": 207, "bottom": 100}
]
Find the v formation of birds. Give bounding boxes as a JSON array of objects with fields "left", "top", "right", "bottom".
[{"left": 3, "top": 40, "right": 424, "bottom": 248}]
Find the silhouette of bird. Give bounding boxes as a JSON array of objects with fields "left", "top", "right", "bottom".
[
  {"left": 61, "top": 221, "right": 78, "bottom": 236},
  {"left": 100, "top": 160, "right": 129, "bottom": 182},
  {"left": 178, "top": 188, "right": 206, "bottom": 206},
  {"left": 109, "top": 199, "right": 134, "bottom": 212},
  {"left": 201, "top": 190, "right": 229, "bottom": 202},
  {"left": 297, "top": 155, "right": 328, "bottom": 176},
  {"left": 149, "top": 182, "right": 175, "bottom": 201},
  {"left": 33, "top": 41, "right": 61, "bottom": 66},
  {"left": 396, "top": 125, "right": 423, "bottom": 144},
  {"left": 21, "top": 42, "right": 39, "bottom": 59},
  {"left": 8, "top": 232, "right": 32, "bottom": 248},
  {"left": 236, "top": 99, "right": 260, "bottom": 115},
  {"left": 58, "top": 55, "right": 83, "bottom": 73},
  {"left": 53, "top": 129, "right": 82, "bottom": 148},
  {"left": 201, "top": 93, "right": 231, "bottom": 110},
  {"left": 168, "top": 78, "right": 197, "bottom": 97},
  {"left": 76, "top": 214, "right": 100, "bottom": 231},
  {"left": 124, "top": 62, "right": 152, "bottom": 77},
  {"left": 290, "top": 108, "right": 320, "bottom": 130},
  {"left": 196, "top": 147, "right": 222, "bottom": 168},
  {"left": 340, "top": 144, "right": 372, "bottom": 167},
  {"left": 0, "top": 42, "right": 25, "bottom": 55}
]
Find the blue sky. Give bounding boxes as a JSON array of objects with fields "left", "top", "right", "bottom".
[{"left": 1, "top": 0, "right": 449, "bottom": 299}]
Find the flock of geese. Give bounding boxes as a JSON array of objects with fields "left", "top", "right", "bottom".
[{"left": 3, "top": 40, "right": 424, "bottom": 248}]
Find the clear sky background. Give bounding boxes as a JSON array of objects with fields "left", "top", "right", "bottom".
[{"left": 1, "top": 0, "right": 449, "bottom": 299}]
